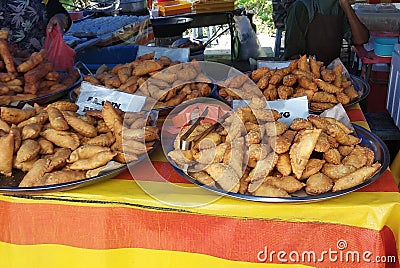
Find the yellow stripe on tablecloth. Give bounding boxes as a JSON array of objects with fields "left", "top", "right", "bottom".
[
  {"left": 0, "top": 242, "right": 310, "bottom": 268},
  {"left": 353, "top": 121, "right": 369, "bottom": 130},
  {"left": 1, "top": 180, "right": 400, "bottom": 231}
]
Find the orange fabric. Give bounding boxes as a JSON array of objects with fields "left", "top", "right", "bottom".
[{"left": 0, "top": 199, "right": 397, "bottom": 266}]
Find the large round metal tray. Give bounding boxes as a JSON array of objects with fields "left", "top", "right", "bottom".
[
  {"left": 167, "top": 124, "right": 389, "bottom": 203},
  {"left": 0, "top": 139, "right": 159, "bottom": 194},
  {"left": 210, "top": 74, "right": 370, "bottom": 113},
  {"left": 7, "top": 69, "right": 83, "bottom": 109}
]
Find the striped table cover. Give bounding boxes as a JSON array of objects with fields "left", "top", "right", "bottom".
[{"left": 0, "top": 104, "right": 399, "bottom": 268}]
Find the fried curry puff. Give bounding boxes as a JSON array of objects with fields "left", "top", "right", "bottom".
[
  {"left": 0, "top": 101, "right": 159, "bottom": 187},
  {"left": 168, "top": 97, "right": 381, "bottom": 198}
]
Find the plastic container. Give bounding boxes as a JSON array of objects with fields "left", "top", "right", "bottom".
[
  {"left": 387, "top": 43, "right": 400, "bottom": 129},
  {"left": 373, "top": 36, "right": 398, "bottom": 56},
  {"left": 119, "top": 0, "right": 147, "bottom": 13},
  {"left": 353, "top": 3, "right": 400, "bottom": 32},
  {"left": 68, "top": 10, "right": 84, "bottom": 21},
  {"left": 75, "top": 45, "right": 139, "bottom": 72}
]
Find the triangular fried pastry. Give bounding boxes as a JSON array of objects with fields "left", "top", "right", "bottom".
[{"left": 290, "top": 129, "right": 321, "bottom": 179}]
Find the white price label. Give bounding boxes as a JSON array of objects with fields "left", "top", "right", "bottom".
[{"left": 76, "top": 81, "right": 146, "bottom": 114}]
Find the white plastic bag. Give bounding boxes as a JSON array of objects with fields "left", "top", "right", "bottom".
[{"left": 234, "top": 15, "right": 266, "bottom": 60}]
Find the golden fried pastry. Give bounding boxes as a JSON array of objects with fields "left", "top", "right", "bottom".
[
  {"left": 290, "top": 129, "right": 321, "bottom": 179},
  {"left": 310, "top": 102, "right": 335, "bottom": 111},
  {"left": 39, "top": 170, "right": 86, "bottom": 186},
  {"left": 63, "top": 113, "right": 97, "bottom": 138},
  {"left": 314, "top": 132, "right": 331, "bottom": 153},
  {"left": 1, "top": 107, "right": 35, "bottom": 124},
  {"left": 251, "top": 67, "right": 270, "bottom": 82},
  {"left": 252, "top": 109, "right": 281, "bottom": 122},
  {"left": 68, "top": 145, "right": 110, "bottom": 163},
  {"left": 247, "top": 152, "right": 278, "bottom": 183},
  {"left": 40, "top": 129, "right": 80, "bottom": 150},
  {"left": 282, "top": 74, "right": 297, "bottom": 86},
  {"left": 327, "top": 124, "right": 360, "bottom": 146},
  {"left": 341, "top": 145, "right": 368, "bottom": 168},
  {"left": 263, "top": 84, "right": 278, "bottom": 100},
  {"left": 15, "top": 139, "right": 40, "bottom": 164},
  {"left": 269, "top": 135, "right": 291, "bottom": 154},
  {"left": 47, "top": 107, "right": 69, "bottom": 131},
  {"left": 333, "top": 65, "right": 343, "bottom": 88},
  {"left": 309, "top": 56, "right": 323, "bottom": 78},
  {"left": 321, "top": 163, "right": 356, "bottom": 181},
  {"left": 248, "top": 143, "right": 269, "bottom": 162},
  {"left": 308, "top": 115, "right": 329, "bottom": 131},
  {"left": 298, "top": 77, "right": 318, "bottom": 92},
  {"left": 337, "top": 145, "right": 354, "bottom": 157},
  {"left": 336, "top": 92, "right": 351, "bottom": 105},
  {"left": 9, "top": 124, "right": 21, "bottom": 152},
  {"left": 21, "top": 123, "right": 42, "bottom": 140},
  {"left": 132, "top": 60, "right": 163, "bottom": 76},
  {"left": 276, "top": 152, "right": 292, "bottom": 176},
  {"left": 250, "top": 182, "right": 290, "bottom": 197},
  {"left": 228, "top": 137, "right": 245, "bottom": 177},
  {"left": 68, "top": 151, "right": 117, "bottom": 170},
  {"left": 46, "top": 101, "right": 79, "bottom": 112},
  {"left": 321, "top": 69, "right": 335, "bottom": 82},
  {"left": 300, "top": 158, "right": 326, "bottom": 179},
  {"left": 14, "top": 157, "right": 38, "bottom": 172},
  {"left": 204, "top": 163, "right": 240, "bottom": 193},
  {"left": 101, "top": 101, "right": 122, "bottom": 132},
  {"left": 0, "top": 133, "right": 14, "bottom": 176},
  {"left": 38, "top": 137, "right": 54, "bottom": 155},
  {"left": 312, "top": 91, "right": 337, "bottom": 103},
  {"left": 265, "top": 175, "right": 305, "bottom": 193},
  {"left": 84, "top": 132, "right": 115, "bottom": 147},
  {"left": 194, "top": 143, "right": 228, "bottom": 165},
  {"left": 167, "top": 150, "right": 195, "bottom": 167},
  {"left": 17, "top": 112, "right": 49, "bottom": 128},
  {"left": 323, "top": 148, "right": 341, "bottom": 165},
  {"left": 305, "top": 173, "right": 333, "bottom": 195},
  {"left": 17, "top": 49, "right": 46, "bottom": 73},
  {"left": 256, "top": 73, "right": 271, "bottom": 90},
  {"left": 46, "top": 148, "right": 71, "bottom": 171},
  {"left": 290, "top": 118, "right": 312, "bottom": 131},
  {"left": 277, "top": 85, "right": 294, "bottom": 99},
  {"left": 344, "top": 86, "right": 359, "bottom": 100},
  {"left": 314, "top": 78, "right": 342, "bottom": 94},
  {"left": 297, "top": 54, "right": 310, "bottom": 72},
  {"left": 0, "top": 39, "right": 16, "bottom": 73},
  {"left": 189, "top": 171, "right": 216, "bottom": 187},
  {"left": 332, "top": 162, "right": 381, "bottom": 192},
  {"left": 19, "top": 158, "right": 50, "bottom": 187}
]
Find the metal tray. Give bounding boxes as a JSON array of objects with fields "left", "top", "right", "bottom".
[
  {"left": 310, "top": 75, "right": 370, "bottom": 114},
  {"left": 7, "top": 70, "right": 83, "bottom": 109},
  {"left": 0, "top": 139, "right": 160, "bottom": 194},
  {"left": 211, "top": 75, "right": 370, "bottom": 113},
  {"left": 167, "top": 124, "right": 389, "bottom": 203}
]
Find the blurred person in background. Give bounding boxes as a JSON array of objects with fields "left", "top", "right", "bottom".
[
  {"left": 0, "top": 0, "right": 72, "bottom": 53},
  {"left": 283, "top": 0, "right": 369, "bottom": 64}
]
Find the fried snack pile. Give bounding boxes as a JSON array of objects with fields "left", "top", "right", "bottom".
[
  {"left": 168, "top": 97, "right": 381, "bottom": 197},
  {"left": 218, "top": 55, "right": 360, "bottom": 111},
  {"left": 0, "top": 33, "right": 80, "bottom": 105},
  {"left": 0, "top": 101, "right": 159, "bottom": 187},
  {"left": 81, "top": 52, "right": 213, "bottom": 109}
]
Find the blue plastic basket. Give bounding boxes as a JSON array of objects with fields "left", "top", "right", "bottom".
[
  {"left": 75, "top": 45, "right": 139, "bottom": 73},
  {"left": 374, "top": 37, "right": 398, "bottom": 57}
]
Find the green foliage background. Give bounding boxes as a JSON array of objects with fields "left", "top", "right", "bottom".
[{"left": 237, "top": 0, "right": 273, "bottom": 34}]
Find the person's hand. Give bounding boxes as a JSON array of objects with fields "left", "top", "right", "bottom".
[
  {"left": 47, "top": 13, "right": 69, "bottom": 34},
  {"left": 339, "top": 0, "right": 354, "bottom": 9}
]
